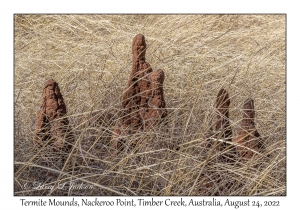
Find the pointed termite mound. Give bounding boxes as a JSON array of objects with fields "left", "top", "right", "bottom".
[
  {"left": 233, "top": 98, "right": 262, "bottom": 160},
  {"left": 112, "top": 34, "right": 167, "bottom": 154},
  {"left": 212, "top": 88, "right": 236, "bottom": 161},
  {"left": 120, "top": 34, "right": 153, "bottom": 133},
  {"left": 143, "top": 69, "right": 167, "bottom": 130},
  {"left": 215, "top": 88, "right": 232, "bottom": 139},
  {"left": 35, "top": 79, "right": 73, "bottom": 152}
]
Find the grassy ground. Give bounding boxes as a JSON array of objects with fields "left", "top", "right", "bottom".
[{"left": 14, "top": 14, "right": 285, "bottom": 196}]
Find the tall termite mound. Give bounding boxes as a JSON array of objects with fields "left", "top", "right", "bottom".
[
  {"left": 215, "top": 88, "right": 232, "bottom": 140},
  {"left": 213, "top": 88, "right": 235, "bottom": 161},
  {"left": 121, "top": 34, "right": 152, "bottom": 132},
  {"left": 196, "top": 89, "right": 235, "bottom": 196},
  {"left": 113, "top": 34, "right": 166, "bottom": 152},
  {"left": 143, "top": 69, "right": 167, "bottom": 129},
  {"left": 35, "top": 79, "right": 73, "bottom": 152},
  {"left": 233, "top": 98, "right": 262, "bottom": 160}
]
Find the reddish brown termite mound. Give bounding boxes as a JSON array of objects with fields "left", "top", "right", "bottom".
[
  {"left": 35, "top": 79, "right": 73, "bottom": 152},
  {"left": 143, "top": 69, "right": 167, "bottom": 129},
  {"left": 118, "top": 34, "right": 167, "bottom": 131},
  {"left": 121, "top": 34, "right": 153, "bottom": 131},
  {"left": 208, "top": 88, "right": 233, "bottom": 153},
  {"left": 112, "top": 34, "right": 150, "bottom": 152},
  {"left": 233, "top": 98, "right": 262, "bottom": 160},
  {"left": 215, "top": 88, "right": 232, "bottom": 140},
  {"left": 209, "top": 89, "right": 235, "bottom": 162},
  {"left": 112, "top": 34, "right": 167, "bottom": 153}
]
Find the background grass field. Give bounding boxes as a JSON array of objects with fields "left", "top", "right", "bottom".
[{"left": 14, "top": 14, "right": 286, "bottom": 196}]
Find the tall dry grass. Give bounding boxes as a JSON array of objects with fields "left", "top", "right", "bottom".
[{"left": 14, "top": 14, "right": 285, "bottom": 196}]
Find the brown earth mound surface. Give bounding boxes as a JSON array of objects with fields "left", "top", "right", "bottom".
[
  {"left": 35, "top": 79, "right": 73, "bottom": 152},
  {"left": 215, "top": 88, "right": 232, "bottom": 141},
  {"left": 143, "top": 69, "right": 167, "bottom": 129},
  {"left": 233, "top": 98, "right": 262, "bottom": 160},
  {"left": 112, "top": 34, "right": 167, "bottom": 153},
  {"left": 121, "top": 34, "right": 153, "bottom": 132},
  {"left": 212, "top": 88, "right": 236, "bottom": 161}
]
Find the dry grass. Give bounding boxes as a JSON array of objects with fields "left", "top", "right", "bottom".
[{"left": 14, "top": 14, "right": 286, "bottom": 196}]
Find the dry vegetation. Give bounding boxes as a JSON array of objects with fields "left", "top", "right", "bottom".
[{"left": 14, "top": 14, "right": 286, "bottom": 196}]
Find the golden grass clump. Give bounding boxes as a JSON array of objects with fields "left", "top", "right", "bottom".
[{"left": 14, "top": 14, "right": 285, "bottom": 196}]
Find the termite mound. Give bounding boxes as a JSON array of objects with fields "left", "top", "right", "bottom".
[
  {"left": 35, "top": 79, "right": 73, "bottom": 153},
  {"left": 233, "top": 98, "right": 263, "bottom": 160},
  {"left": 112, "top": 34, "right": 167, "bottom": 154},
  {"left": 215, "top": 88, "right": 232, "bottom": 140},
  {"left": 143, "top": 69, "right": 167, "bottom": 130}
]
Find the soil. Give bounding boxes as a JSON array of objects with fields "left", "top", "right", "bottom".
[
  {"left": 35, "top": 79, "right": 73, "bottom": 152},
  {"left": 215, "top": 88, "right": 232, "bottom": 140},
  {"left": 233, "top": 98, "right": 262, "bottom": 160},
  {"left": 112, "top": 34, "right": 167, "bottom": 154}
]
